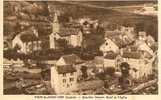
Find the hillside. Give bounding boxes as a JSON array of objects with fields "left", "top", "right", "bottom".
[{"left": 4, "top": 1, "right": 158, "bottom": 42}]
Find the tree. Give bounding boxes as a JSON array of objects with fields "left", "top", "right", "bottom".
[
  {"left": 120, "top": 62, "right": 130, "bottom": 77},
  {"left": 80, "top": 66, "right": 88, "bottom": 79},
  {"left": 119, "top": 62, "right": 131, "bottom": 89}
]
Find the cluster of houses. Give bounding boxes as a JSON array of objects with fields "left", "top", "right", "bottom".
[
  {"left": 12, "top": 13, "right": 103, "bottom": 54},
  {"left": 4, "top": 13, "right": 157, "bottom": 94},
  {"left": 12, "top": 13, "right": 83, "bottom": 54},
  {"left": 49, "top": 46, "right": 156, "bottom": 94},
  {"left": 99, "top": 25, "right": 156, "bottom": 79}
]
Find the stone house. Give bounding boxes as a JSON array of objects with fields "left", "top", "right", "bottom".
[
  {"left": 100, "top": 29, "right": 135, "bottom": 55},
  {"left": 56, "top": 54, "right": 84, "bottom": 79},
  {"left": 12, "top": 27, "right": 42, "bottom": 54},
  {"left": 121, "top": 51, "right": 153, "bottom": 79},
  {"left": 50, "top": 64, "right": 78, "bottom": 94}
]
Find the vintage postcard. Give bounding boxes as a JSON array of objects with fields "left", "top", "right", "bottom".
[{"left": 0, "top": 0, "right": 160, "bottom": 100}]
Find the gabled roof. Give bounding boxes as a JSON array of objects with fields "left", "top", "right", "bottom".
[
  {"left": 57, "top": 65, "right": 76, "bottom": 74},
  {"left": 108, "top": 36, "right": 126, "bottom": 48},
  {"left": 61, "top": 54, "right": 83, "bottom": 65},
  {"left": 19, "top": 27, "right": 39, "bottom": 42},
  {"left": 20, "top": 33, "right": 39, "bottom": 42},
  {"left": 142, "top": 51, "right": 153, "bottom": 59},
  {"left": 104, "top": 29, "right": 135, "bottom": 48},
  {"left": 108, "top": 33, "right": 135, "bottom": 48},
  {"left": 146, "top": 35, "right": 155, "bottom": 42}
]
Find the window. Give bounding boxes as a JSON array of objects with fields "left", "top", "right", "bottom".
[
  {"left": 63, "top": 79, "right": 66, "bottom": 83},
  {"left": 70, "top": 72, "right": 74, "bottom": 76},
  {"left": 70, "top": 78, "right": 74, "bottom": 82},
  {"left": 67, "top": 84, "right": 70, "bottom": 88},
  {"left": 63, "top": 73, "right": 66, "bottom": 77},
  {"left": 105, "top": 42, "right": 108, "bottom": 45}
]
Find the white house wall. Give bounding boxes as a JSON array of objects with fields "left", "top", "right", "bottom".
[
  {"left": 56, "top": 58, "right": 66, "bottom": 66},
  {"left": 100, "top": 38, "right": 119, "bottom": 54},
  {"left": 104, "top": 59, "right": 116, "bottom": 68},
  {"left": 123, "top": 58, "right": 153, "bottom": 79},
  {"left": 49, "top": 33, "right": 56, "bottom": 49},
  {"left": 51, "top": 66, "right": 78, "bottom": 94}
]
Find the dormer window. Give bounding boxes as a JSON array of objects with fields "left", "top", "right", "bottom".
[{"left": 105, "top": 42, "right": 108, "bottom": 45}]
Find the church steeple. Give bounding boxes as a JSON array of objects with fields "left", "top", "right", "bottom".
[
  {"left": 53, "top": 12, "right": 59, "bottom": 23},
  {"left": 52, "top": 12, "right": 60, "bottom": 33}
]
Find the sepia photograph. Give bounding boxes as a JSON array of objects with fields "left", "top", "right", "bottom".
[{"left": 3, "top": 0, "right": 158, "bottom": 95}]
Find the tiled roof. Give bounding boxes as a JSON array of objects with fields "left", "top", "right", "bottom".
[
  {"left": 108, "top": 36, "right": 125, "bottom": 48},
  {"left": 57, "top": 65, "right": 76, "bottom": 74},
  {"left": 104, "top": 51, "right": 118, "bottom": 59},
  {"left": 122, "top": 51, "right": 141, "bottom": 59},
  {"left": 61, "top": 54, "right": 83, "bottom": 65},
  {"left": 105, "top": 30, "right": 135, "bottom": 48},
  {"left": 129, "top": 45, "right": 138, "bottom": 51},
  {"left": 109, "top": 34, "right": 135, "bottom": 48},
  {"left": 124, "top": 45, "right": 138, "bottom": 52},
  {"left": 104, "top": 30, "right": 122, "bottom": 37},
  {"left": 20, "top": 33, "right": 39, "bottom": 42},
  {"left": 57, "top": 27, "right": 80, "bottom": 37},
  {"left": 19, "top": 27, "right": 39, "bottom": 42}
]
